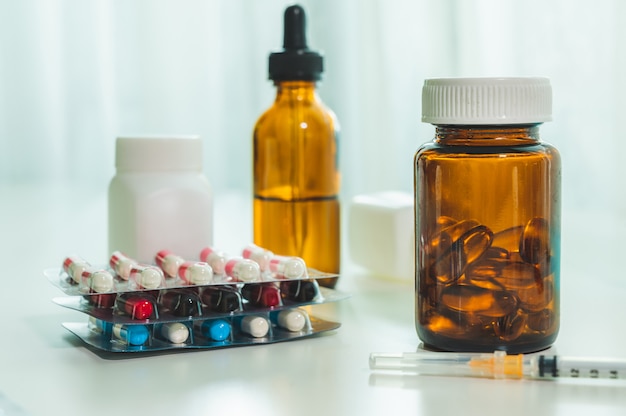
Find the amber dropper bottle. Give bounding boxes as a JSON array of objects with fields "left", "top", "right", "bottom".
[{"left": 253, "top": 4, "right": 340, "bottom": 288}]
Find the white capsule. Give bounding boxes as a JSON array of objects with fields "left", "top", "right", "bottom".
[
  {"left": 224, "top": 258, "right": 261, "bottom": 282},
  {"left": 161, "top": 322, "right": 190, "bottom": 344},
  {"left": 155, "top": 250, "right": 185, "bottom": 278},
  {"left": 269, "top": 256, "right": 307, "bottom": 279},
  {"left": 240, "top": 315, "right": 270, "bottom": 338},
  {"left": 199, "top": 247, "right": 228, "bottom": 275},
  {"left": 277, "top": 309, "right": 307, "bottom": 332},
  {"left": 130, "top": 265, "right": 164, "bottom": 289},
  {"left": 178, "top": 261, "right": 213, "bottom": 285}
]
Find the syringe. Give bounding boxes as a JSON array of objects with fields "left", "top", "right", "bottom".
[{"left": 369, "top": 350, "right": 626, "bottom": 380}]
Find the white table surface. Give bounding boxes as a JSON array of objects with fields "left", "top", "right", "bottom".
[{"left": 1, "top": 183, "right": 625, "bottom": 416}]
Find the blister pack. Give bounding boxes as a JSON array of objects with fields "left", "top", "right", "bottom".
[{"left": 48, "top": 244, "right": 348, "bottom": 353}]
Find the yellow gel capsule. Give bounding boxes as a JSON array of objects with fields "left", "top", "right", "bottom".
[
  {"left": 494, "top": 310, "right": 526, "bottom": 341},
  {"left": 483, "top": 246, "right": 510, "bottom": 260},
  {"left": 492, "top": 225, "right": 525, "bottom": 253},
  {"left": 466, "top": 258, "right": 509, "bottom": 280},
  {"left": 518, "top": 275, "right": 554, "bottom": 312},
  {"left": 527, "top": 308, "right": 557, "bottom": 332},
  {"left": 440, "top": 284, "right": 518, "bottom": 318},
  {"left": 431, "top": 225, "right": 493, "bottom": 284},
  {"left": 494, "top": 261, "right": 540, "bottom": 290},
  {"left": 520, "top": 217, "right": 551, "bottom": 265},
  {"left": 427, "top": 219, "right": 480, "bottom": 258}
]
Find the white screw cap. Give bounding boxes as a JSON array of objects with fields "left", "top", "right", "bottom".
[{"left": 422, "top": 77, "right": 552, "bottom": 125}]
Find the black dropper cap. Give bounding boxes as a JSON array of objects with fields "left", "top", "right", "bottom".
[{"left": 268, "top": 4, "right": 323, "bottom": 81}]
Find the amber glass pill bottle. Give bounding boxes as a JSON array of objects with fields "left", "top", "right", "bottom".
[
  {"left": 253, "top": 5, "right": 340, "bottom": 288},
  {"left": 414, "top": 78, "right": 561, "bottom": 353}
]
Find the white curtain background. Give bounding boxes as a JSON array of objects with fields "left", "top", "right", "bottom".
[{"left": 1, "top": 0, "right": 625, "bottom": 214}]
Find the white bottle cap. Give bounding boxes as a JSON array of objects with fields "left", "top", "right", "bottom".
[
  {"left": 115, "top": 136, "right": 203, "bottom": 172},
  {"left": 422, "top": 77, "right": 552, "bottom": 125}
]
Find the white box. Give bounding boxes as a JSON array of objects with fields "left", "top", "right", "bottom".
[{"left": 348, "top": 191, "right": 414, "bottom": 280}]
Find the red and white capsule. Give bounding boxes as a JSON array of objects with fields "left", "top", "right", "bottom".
[
  {"left": 155, "top": 250, "right": 185, "bottom": 278},
  {"left": 62, "top": 255, "right": 90, "bottom": 284},
  {"left": 199, "top": 247, "right": 228, "bottom": 275},
  {"left": 178, "top": 261, "right": 214, "bottom": 285},
  {"left": 224, "top": 258, "right": 261, "bottom": 282},
  {"left": 80, "top": 268, "right": 115, "bottom": 293},
  {"left": 109, "top": 251, "right": 137, "bottom": 280},
  {"left": 242, "top": 244, "right": 274, "bottom": 271},
  {"left": 269, "top": 255, "right": 307, "bottom": 279},
  {"left": 129, "top": 264, "right": 164, "bottom": 289}
]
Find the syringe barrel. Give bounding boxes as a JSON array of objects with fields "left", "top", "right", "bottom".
[{"left": 546, "top": 356, "right": 626, "bottom": 379}]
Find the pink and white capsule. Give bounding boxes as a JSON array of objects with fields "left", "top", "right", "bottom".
[
  {"left": 62, "top": 255, "right": 90, "bottom": 284},
  {"left": 224, "top": 258, "right": 261, "bottom": 282},
  {"left": 269, "top": 255, "right": 307, "bottom": 279},
  {"left": 155, "top": 250, "right": 185, "bottom": 278},
  {"left": 178, "top": 261, "right": 213, "bottom": 285},
  {"left": 129, "top": 265, "right": 164, "bottom": 289},
  {"left": 80, "top": 268, "right": 115, "bottom": 293},
  {"left": 199, "top": 247, "right": 228, "bottom": 275},
  {"left": 109, "top": 251, "right": 137, "bottom": 280},
  {"left": 242, "top": 244, "right": 274, "bottom": 271}
]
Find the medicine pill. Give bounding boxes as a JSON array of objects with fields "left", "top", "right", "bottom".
[
  {"left": 224, "top": 258, "right": 261, "bottom": 282},
  {"left": 440, "top": 284, "right": 518, "bottom": 318},
  {"left": 84, "top": 293, "right": 117, "bottom": 308},
  {"left": 112, "top": 323, "right": 150, "bottom": 346},
  {"left": 279, "top": 279, "right": 319, "bottom": 302},
  {"left": 109, "top": 251, "right": 137, "bottom": 280},
  {"left": 200, "top": 319, "right": 231, "bottom": 342},
  {"left": 421, "top": 313, "right": 468, "bottom": 338},
  {"left": 129, "top": 265, "right": 164, "bottom": 289},
  {"left": 200, "top": 285, "right": 242, "bottom": 313},
  {"left": 518, "top": 275, "right": 554, "bottom": 312},
  {"left": 178, "top": 261, "right": 213, "bottom": 285},
  {"left": 62, "top": 255, "right": 90, "bottom": 284},
  {"left": 493, "top": 262, "right": 541, "bottom": 290},
  {"left": 268, "top": 255, "right": 307, "bottom": 279},
  {"left": 199, "top": 247, "right": 228, "bottom": 275},
  {"left": 159, "top": 290, "right": 202, "bottom": 317},
  {"left": 491, "top": 225, "right": 525, "bottom": 253},
  {"left": 494, "top": 309, "right": 527, "bottom": 342},
  {"left": 115, "top": 294, "right": 155, "bottom": 320},
  {"left": 155, "top": 250, "right": 185, "bottom": 278},
  {"left": 275, "top": 309, "right": 307, "bottom": 332},
  {"left": 427, "top": 219, "right": 480, "bottom": 257},
  {"left": 242, "top": 244, "right": 274, "bottom": 271},
  {"left": 240, "top": 315, "right": 270, "bottom": 338},
  {"left": 241, "top": 283, "right": 281, "bottom": 308},
  {"left": 161, "top": 322, "right": 190, "bottom": 344},
  {"left": 527, "top": 309, "right": 556, "bottom": 332},
  {"left": 520, "top": 217, "right": 551, "bottom": 265},
  {"left": 80, "top": 268, "right": 115, "bottom": 293},
  {"left": 430, "top": 225, "right": 493, "bottom": 284},
  {"left": 89, "top": 316, "right": 112, "bottom": 334}
]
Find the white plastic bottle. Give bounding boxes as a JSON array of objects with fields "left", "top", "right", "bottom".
[{"left": 108, "top": 136, "right": 213, "bottom": 263}]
